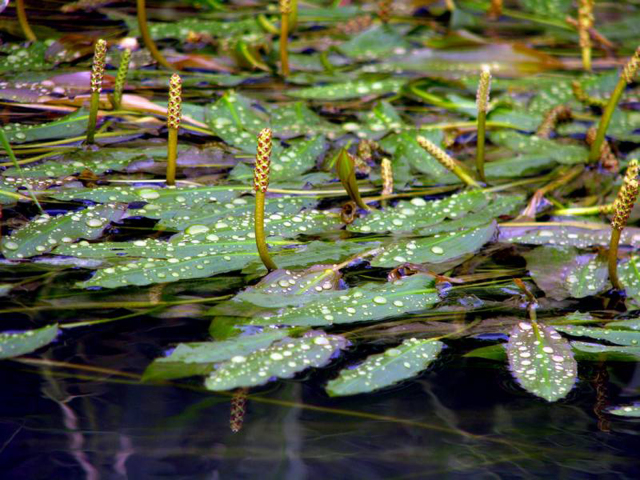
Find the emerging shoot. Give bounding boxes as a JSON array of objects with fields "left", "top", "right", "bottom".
[
  {"left": 336, "top": 147, "right": 370, "bottom": 211},
  {"left": 137, "top": 0, "right": 175, "bottom": 70},
  {"left": 111, "top": 48, "right": 131, "bottom": 110},
  {"left": 86, "top": 39, "right": 107, "bottom": 145},
  {"left": 279, "top": 0, "right": 291, "bottom": 77},
  {"left": 16, "top": 0, "right": 36, "bottom": 41},
  {"left": 588, "top": 46, "right": 640, "bottom": 163},
  {"left": 475, "top": 65, "right": 491, "bottom": 183},
  {"left": 416, "top": 136, "right": 481, "bottom": 188},
  {"left": 609, "top": 159, "right": 639, "bottom": 291},
  {"left": 578, "top": 0, "right": 594, "bottom": 72},
  {"left": 254, "top": 128, "right": 278, "bottom": 272},
  {"left": 166, "top": 73, "right": 182, "bottom": 186}
]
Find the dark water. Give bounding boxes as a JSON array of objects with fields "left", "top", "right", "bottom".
[{"left": 0, "top": 318, "right": 639, "bottom": 480}]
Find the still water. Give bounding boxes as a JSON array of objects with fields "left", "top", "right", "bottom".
[{"left": 0, "top": 318, "right": 638, "bottom": 480}]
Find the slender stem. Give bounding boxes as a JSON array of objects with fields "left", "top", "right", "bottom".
[
  {"left": 166, "top": 128, "right": 178, "bottom": 185},
  {"left": 280, "top": 11, "right": 290, "bottom": 76},
  {"left": 588, "top": 77, "right": 626, "bottom": 163},
  {"left": 553, "top": 204, "right": 613, "bottom": 216},
  {"left": 476, "top": 109, "right": 487, "bottom": 183},
  {"left": 85, "top": 92, "right": 100, "bottom": 144},
  {"left": 254, "top": 190, "right": 277, "bottom": 272},
  {"left": 16, "top": 0, "right": 36, "bottom": 41},
  {"left": 608, "top": 228, "right": 622, "bottom": 290},
  {"left": 136, "top": 0, "right": 175, "bottom": 70},
  {"left": 0, "top": 129, "right": 44, "bottom": 213}
]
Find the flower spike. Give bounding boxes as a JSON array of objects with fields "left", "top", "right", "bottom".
[
  {"left": 166, "top": 73, "right": 182, "bottom": 186},
  {"left": 416, "top": 135, "right": 481, "bottom": 188},
  {"left": 112, "top": 49, "right": 131, "bottom": 110},
  {"left": 85, "top": 39, "right": 107, "bottom": 145},
  {"left": 253, "top": 128, "right": 277, "bottom": 272},
  {"left": 475, "top": 65, "right": 491, "bottom": 183}
]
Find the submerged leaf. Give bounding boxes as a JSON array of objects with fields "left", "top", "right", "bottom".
[
  {"left": 0, "top": 324, "right": 59, "bottom": 359},
  {"left": 608, "top": 405, "right": 640, "bottom": 418},
  {"left": 326, "top": 338, "right": 443, "bottom": 396},
  {"left": 506, "top": 321, "right": 577, "bottom": 402},
  {"left": 204, "top": 331, "right": 347, "bottom": 390}
]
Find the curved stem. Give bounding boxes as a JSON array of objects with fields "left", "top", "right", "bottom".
[
  {"left": 280, "top": 12, "right": 290, "bottom": 77},
  {"left": 136, "top": 0, "right": 175, "bottom": 70},
  {"left": 588, "top": 77, "right": 626, "bottom": 163},
  {"left": 608, "top": 228, "right": 622, "bottom": 290},
  {"left": 254, "top": 190, "right": 277, "bottom": 272},
  {"left": 166, "top": 128, "right": 178, "bottom": 186},
  {"left": 85, "top": 92, "right": 100, "bottom": 144},
  {"left": 16, "top": 0, "right": 36, "bottom": 41}
]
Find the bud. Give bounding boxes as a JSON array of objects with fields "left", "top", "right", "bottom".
[
  {"left": 612, "top": 159, "right": 639, "bottom": 231},
  {"left": 381, "top": 158, "right": 393, "bottom": 196},
  {"left": 112, "top": 48, "right": 131, "bottom": 109},
  {"left": 167, "top": 73, "right": 182, "bottom": 130},
  {"left": 476, "top": 65, "right": 491, "bottom": 114},
  {"left": 90, "top": 39, "right": 107, "bottom": 94},
  {"left": 254, "top": 128, "right": 272, "bottom": 193},
  {"left": 279, "top": 0, "right": 291, "bottom": 14},
  {"left": 622, "top": 46, "right": 640, "bottom": 84}
]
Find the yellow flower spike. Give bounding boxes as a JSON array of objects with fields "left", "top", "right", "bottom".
[
  {"left": 589, "top": 45, "right": 640, "bottom": 164},
  {"left": 608, "top": 159, "right": 639, "bottom": 290},
  {"left": 166, "top": 73, "right": 182, "bottom": 186},
  {"left": 416, "top": 135, "right": 481, "bottom": 188},
  {"left": 111, "top": 49, "right": 131, "bottom": 110},
  {"left": 85, "top": 39, "right": 107, "bottom": 145},
  {"left": 254, "top": 128, "right": 278, "bottom": 272},
  {"left": 475, "top": 65, "right": 491, "bottom": 183},
  {"left": 279, "top": 0, "right": 291, "bottom": 77},
  {"left": 578, "top": 0, "right": 594, "bottom": 72}
]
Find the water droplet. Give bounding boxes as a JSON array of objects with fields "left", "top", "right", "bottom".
[
  {"left": 86, "top": 218, "right": 105, "bottom": 228},
  {"left": 4, "top": 241, "right": 19, "bottom": 250},
  {"left": 373, "top": 296, "right": 387, "bottom": 304},
  {"left": 185, "top": 224, "right": 209, "bottom": 235},
  {"left": 138, "top": 188, "right": 160, "bottom": 200}
]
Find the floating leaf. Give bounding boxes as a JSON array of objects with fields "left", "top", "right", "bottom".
[
  {"left": 372, "top": 223, "right": 496, "bottom": 267},
  {"left": 244, "top": 274, "right": 439, "bottom": 327},
  {"left": 143, "top": 329, "right": 292, "bottom": 381},
  {"left": 0, "top": 324, "right": 59, "bottom": 359},
  {"left": 339, "top": 25, "right": 411, "bottom": 60},
  {"left": 506, "top": 321, "right": 577, "bottom": 402},
  {"left": 1, "top": 204, "right": 127, "bottom": 259},
  {"left": 556, "top": 325, "right": 640, "bottom": 347},
  {"left": 500, "top": 223, "right": 640, "bottom": 249},
  {"left": 618, "top": 256, "right": 640, "bottom": 305},
  {"left": 288, "top": 78, "right": 406, "bottom": 101},
  {"left": 490, "top": 131, "right": 587, "bottom": 165},
  {"left": 270, "top": 136, "right": 327, "bottom": 181},
  {"left": 359, "top": 101, "right": 405, "bottom": 139},
  {"left": 204, "top": 331, "right": 348, "bottom": 391},
  {"left": 608, "top": 405, "right": 640, "bottom": 418},
  {"left": 349, "top": 190, "right": 490, "bottom": 234},
  {"left": 571, "top": 341, "right": 640, "bottom": 358},
  {"left": 1, "top": 109, "right": 87, "bottom": 144},
  {"left": 607, "top": 319, "right": 640, "bottom": 331},
  {"left": 270, "top": 104, "right": 337, "bottom": 138},
  {"left": 326, "top": 338, "right": 443, "bottom": 396}
]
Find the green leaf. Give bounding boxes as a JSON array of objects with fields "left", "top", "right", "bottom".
[
  {"left": 143, "top": 329, "right": 293, "bottom": 381},
  {"left": 1, "top": 204, "right": 127, "bottom": 259},
  {"left": 204, "top": 331, "right": 348, "bottom": 390},
  {"left": 288, "top": 78, "right": 406, "bottom": 101},
  {"left": 359, "top": 101, "right": 405, "bottom": 139},
  {"left": 339, "top": 25, "right": 411, "bottom": 60},
  {"left": 618, "top": 256, "right": 640, "bottom": 305},
  {"left": 326, "top": 338, "right": 443, "bottom": 396},
  {"left": 608, "top": 405, "right": 640, "bottom": 418},
  {"left": 52, "top": 185, "right": 241, "bottom": 206},
  {"left": 2, "top": 109, "right": 87, "bottom": 144},
  {"left": 0, "top": 42, "right": 52, "bottom": 74},
  {"left": 271, "top": 136, "right": 327, "bottom": 181},
  {"left": 607, "top": 319, "right": 640, "bottom": 331},
  {"left": 519, "top": 0, "right": 572, "bottom": 17},
  {"left": 348, "top": 190, "right": 490, "bottom": 234},
  {"left": 270, "top": 103, "right": 337, "bottom": 138},
  {"left": 571, "top": 341, "right": 640, "bottom": 358},
  {"left": 0, "top": 324, "right": 59, "bottom": 359},
  {"left": 372, "top": 223, "right": 496, "bottom": 267},
  {"left": 490, "top": 131, "right": 587, "bottom": 165},
  {"left": 243, "top": 274, "right": 440, "bottom": 327},
  {"left": 555, "top": 325, "right": 640, "bottom": 347},
  {"left": 500, "top": 223, "right": 640, "bottom": 249},
  {"left": 506, "top": 321, "right": 577, "bottom": 402},
  {"left": 336, "top": 147, "right": 369, "bottom": 210}
]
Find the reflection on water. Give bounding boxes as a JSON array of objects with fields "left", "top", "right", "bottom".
[{"left": 0, "top": 320, "right": 639, "bottom": 480}]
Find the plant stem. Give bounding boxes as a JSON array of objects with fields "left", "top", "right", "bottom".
[
  {"left": 16, "top": 0, "right": 36, "bottom": 41},
  {"left": 136, "top": 0, "right": 175, "bottom": 70},
  {"left": 608, "top": 229, "right": 622, "bottom": 290},
  {"left": 255, "top": 190, "right": 277, "bottom": 272},
  {"left": 86, "top": 92, "right": 100, "bottom": 144},
  {"left": 0, "top": 130, "right": 43, "bottom": 212},
  {"left": 475, "top": 67, "right": 491, "bottom": 184},
  {"left": 166, "top": 128, "right": 178, "bottom": 185},
  {"left": 280, "top": 0, "right": 291, "bottom": 77},
  {"left": 553, "top": 204, "right": 613, "bottom": 216}
]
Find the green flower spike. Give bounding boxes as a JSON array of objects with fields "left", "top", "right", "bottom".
[
  {"left": 416, "top": 136, "right": 481, "bottom": 188},
  {"left": 111, "top": 49, "right": 131, "bottom": 111},
  {"left": 166, "top": 73, "right": 182, "bottom": 186},
  {"left": 589, "top": 45, "right": 640, "bottom": 164},
  {"left": 609, "top": 159, "right": 639, "bottom": 291},
  {"left": 475, "top": 65, "right": 491, "bottom": 183},
  {"left": 254, "top": 128, "right": 278, "bottom": 272},
  {"left": 86, "top": 39, "right": 107, "bottom": 145},
  {"left": 578, "top": 0, "right": 594, "bottom": 72}
]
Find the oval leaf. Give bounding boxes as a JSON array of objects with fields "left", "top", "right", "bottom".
[{"left": 0, "top": 324, "right": 59, "bottom": 359}]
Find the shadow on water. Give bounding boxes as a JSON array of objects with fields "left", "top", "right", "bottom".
[{"left": 0, "top": 317, "right": 638, "bottom": 480}]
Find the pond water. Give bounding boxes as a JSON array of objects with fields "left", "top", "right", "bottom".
[{"left": 0, "top": 316, "right": 639, "bottom": 479}]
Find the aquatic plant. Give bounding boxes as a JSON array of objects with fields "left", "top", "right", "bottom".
[
  {"left": 15, "top": 0, "right": 36, "bottom": 41},
  {"left": 136, "top": 0, "right": 175, "bottom": 70},
  {"left": 475, "top": 66, "right": 491, "bottom": 183},
  {"left": 416, "top": 136, "right": 480, "bottom": 188},
  {"left": 279, "top": 0, "right": 291, "bottom": 76},
  {"left": 111, "top": 48, "right": 131, "bottom": 110},
  {"left": 166, "top": 73, "right": 182, "bottom": 186},
  {"left": 253, "top": 128, "right": 278, "bottom": 272},
  {"left": 85, "top": 38, "right": 107, "bottom": 145}
]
